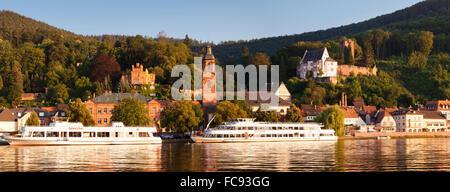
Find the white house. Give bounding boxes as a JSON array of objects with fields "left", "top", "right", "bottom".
[{"left": 297, "top": 48, "right": 338, "bottom": 84}]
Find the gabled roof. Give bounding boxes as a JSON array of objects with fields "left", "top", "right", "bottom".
[
  {"left": 301, "top": 49, "right": 325, "bottom": 63},
  {"left": 341, "top": 108, "right": 359, "bottom": 118},
  {"left": 92, "top": 93, "right": 151, "bottom": 103},
  {"left": 419, "top": 111, "right": 445, "bottom": 120},
  {"left": 0, "top": 108, "right": 16, "bottom": 121}
]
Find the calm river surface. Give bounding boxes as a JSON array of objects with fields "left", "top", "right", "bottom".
[{"left": 0, "top": 138, "right": 449, "bottom": 172}]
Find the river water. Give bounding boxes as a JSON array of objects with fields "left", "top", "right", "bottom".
[{"left": 0, "top": 138, "right": 449, "bottom": 172}]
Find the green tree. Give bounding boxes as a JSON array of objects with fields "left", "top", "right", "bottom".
[
  {"left": 67, "top": 98, "right": 95, "bottom": 126},
  {"left": 160, "top": 100, "right": 203, "bottom": 132},
  {"left": 7, "top": 60, "right": 23, "bottom": 106},
  {"left": 255, "top": 109, "right": 280, "bottom": 122},
  {"left": 240, "top": 46, "right": 251, "bottom": 65},
  {"left": 315, "top": 105, "right": 345, "bottom": 136},
  {"left": 47, "top": 83, "right": 69, "bottom": 104},
  {"left": 286, "top": 104, "right": 303, "bottom": 122},
  {"left": 251, "top": 52, "right": 271, "bottom": 66},
  {"left": 214, "top": 101, "right": 247, "bottom": 126},
  {"left": 111, "top": 97, "right": 150, "bottom": 126},
  {"left": 25, "top": 111, "right": 40, "bottom": 126}
]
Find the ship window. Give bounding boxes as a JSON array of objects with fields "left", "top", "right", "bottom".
[
  {"left": 97, "top": 132, "right": 110, "bottom": 137},
  {"left": 294, "top": 127, "right": 299, "bottom": 130},
  {"left": 83, "top": 132, "right": 95, "bottom": 137},
  {"left": 248, "top": 127, "right": 253, "bottom": 130},
  {"left": 260, "top": 134, "right": 265, "bottom": 137},
  {"left": 231, "top": 127, "right": 236, "bottom": 130},
  {"left": 289, "top": 127, "right": 293, "bottom": 130},
  {"left": 69, "top": 132, "right": 82, "bottom": 137},
  {"left": 272, "top": 127, "right": 276, "bottom": 130},
  {"left": 300, "top": 134, "right": 304, "bottom": 137},
  {"left": 278, "top": 127, "right": 282, "bottom": 130},
  {"left": 266, "top": 134, "right": 271, "bottom": 137},
  {"left": 272, "top": 134, "right": 277, "bottom": 137},
  {"left": 32, "top": 132, "right": 45, "bottom": 137},
  {"left": 139, "top": 132, "right": 149, "bottom": 137},
  {"left": 217, "top": 134, "right": 223, "bottom": 138},
  {"left": 46, "top": 132, "right": 59, "bottom": 137},
  {"left": 289, "top": 134, "right": 293, "bottom": 137},
  {"left": 283, "top": 134, "right": 288, "bottom": 137},
  {"left": 236, "top": 134, "right": 241, "bottom": 138},
  {"left": 294, "top": 133, "right": 299, "bottom": 137},
  {"left": 299, "top": 127, "right": 304, "bottom": 130},
  {"left": 224, "top": 134, "right": 229, "bottom": 138},
  {"left": 278, "top": 134, "right": 283, "bottom": 137},
  {"left": 230, "top": 134, "right": 235, "bottom": 138}
]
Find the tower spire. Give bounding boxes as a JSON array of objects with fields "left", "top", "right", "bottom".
[{"left": 203, "top": 44, "right": 215, "bottom": 60}]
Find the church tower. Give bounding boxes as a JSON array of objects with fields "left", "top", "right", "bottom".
[{"left": 202, "top": 44, "right": 217, "bottom": 128}]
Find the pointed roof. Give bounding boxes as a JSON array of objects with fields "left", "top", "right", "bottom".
[
  {"left": 203, "top": 44, "right": 215, "bottom": 60},
  {"left": 0, "top": 108, "right": 16, "bottom": 121},
  {"left": 301, "top": 48, "right": 326, "bottom": 63}
]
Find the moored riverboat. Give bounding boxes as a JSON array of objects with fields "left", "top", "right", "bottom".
[
  {"left": 4, "top": 122, "right": 161, "bottom": 146},
  {"left": 191, "top": 118, "right": 337, "bottom": 143}
]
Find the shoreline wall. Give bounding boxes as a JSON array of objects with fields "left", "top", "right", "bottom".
[{"left": 354, "top": 132, "right": 450, "bottom": 137}]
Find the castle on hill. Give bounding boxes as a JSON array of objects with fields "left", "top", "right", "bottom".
[{"left": 297, "top": 39, "right": 377, "bottom": 84}]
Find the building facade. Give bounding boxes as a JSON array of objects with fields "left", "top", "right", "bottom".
[
  {"left": 84, "top": 92, "right": 161, "bottom": 127},
  {"left": 121, "top": 63, "right": 156, "bottom": 86},
  {"left": 297, "top": 48, "right": 338, "bottom": 84}
]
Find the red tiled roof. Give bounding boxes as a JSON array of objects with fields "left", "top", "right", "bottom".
[{"left": 341, "top": 108, "right": 359, "bottom": 118}]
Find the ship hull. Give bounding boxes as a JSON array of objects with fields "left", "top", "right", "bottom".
[
  {"left": 191, "top": 136, "right": 337, "bottom": 143},
  {"left": 5, "top": 137, "right": 162, "bottom": 146}
]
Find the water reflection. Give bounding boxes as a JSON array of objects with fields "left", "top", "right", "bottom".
[{"left": 0, "top": 138, "right": 449, "bottom": 172}]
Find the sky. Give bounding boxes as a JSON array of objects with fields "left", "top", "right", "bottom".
[{"left": 1, "top": 0, "right": 423, "bottom": 43}]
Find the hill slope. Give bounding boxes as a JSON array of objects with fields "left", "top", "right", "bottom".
[
  {"left": 196, "top": 0, "right": 449, "bottom": 62},
  {"left": 0, "top": 10, "right": 89, "bottom": 46}
]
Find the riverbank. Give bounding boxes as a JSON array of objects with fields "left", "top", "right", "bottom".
[{"left": 340, "top": 132, "right": 450, "bottom": 140}]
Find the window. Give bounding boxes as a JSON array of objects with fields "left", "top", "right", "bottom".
[
  {"left": 46, "top": 132, "right": 59, "bottom": 137},
  {"left": 32, "top": 132, "right": 45, "bottom": 137},
  {"left": 83, "top": 132, "right": 95, "bottom": 137},
  {"left": 98, "top": 108, "right": 102, "bottom": 114},
  {"left": 109, "top": 108, "right": 113, "bottom": 113},
  {"left": 39, "top": 112, "right": 44, "bottom": 117},
  {"left": 98, "top": 118, "right": 102, "bottom": 124},
  {"left": 104, "top": 118, "right": 108, "bottom": 124},
  {"left": 139, "top": 132, "right": 149, "bottom": 137},
  {"left": 152, "top": 107, "right": 156, "bottom": 114},
  {"left": 89, "top": 108, "right": 92, "bottom": 114},
  {"left": 97, "top": 132, "right": 110, "bottom": 137},
  {"left": 104, "top": 108, "right": 108, "bottom": 114},
  {"left": 69, "top": 132, "right": 82, "bottom": 137}
]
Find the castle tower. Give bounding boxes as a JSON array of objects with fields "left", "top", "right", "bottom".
[
  {"left": 339, "top": 39, "right": 355, "bottom": 61},
  {"left": 202, "top": 44, "right": 217, "bottom": 128}
]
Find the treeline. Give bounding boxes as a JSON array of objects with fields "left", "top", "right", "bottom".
[
  {"left": 192, "top": 0, "right": 449, "bottom": 62},
  {"left": 0, "top": 32, "right": 194, "bottom": 107}
]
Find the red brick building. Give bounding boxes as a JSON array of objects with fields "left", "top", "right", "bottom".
[{"left": 84, "top": 92, "right": 161, "bottom": 127}]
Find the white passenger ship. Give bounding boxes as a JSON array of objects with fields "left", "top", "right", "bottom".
[
  {"left": 191, "top": 118, "right": 337, "bottom": 143},
  {"left": 5, "top": 122, "right": 161, "bottom": 146}
]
